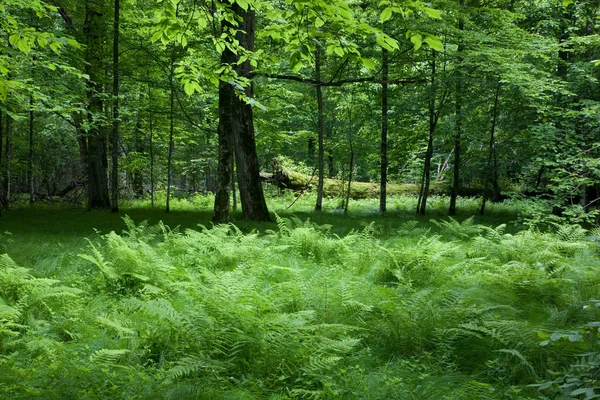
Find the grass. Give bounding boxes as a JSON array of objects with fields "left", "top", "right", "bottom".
[{"left": 1, "top": 193, "right": 597, "bottom": 399}]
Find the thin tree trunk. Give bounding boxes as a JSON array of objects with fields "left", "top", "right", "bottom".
[
  {"left": 480, "top": 83, "right": 501, "bottom": 215},
  {"left": 5, "top": 112, "right": 11, "bottom": 206},
  {"left": 307, "top": 137, "right": 315, "bottom": 165},
  {"left": 449, "top": 0, "right": 464, "bottom": 216},
  {"left": 315, "top": 45, "right": 325, "bottom": 212},
  {"left": 29, "top": 95, "right": 34, "bottom": 203},
  {"left": 380, "top": 47, "right": 389, "bottom": 214},
  {"left": 0, "top": 108, "right": 3, "bottom": 212},
  {"left": 418, "top": 50, "right": 437, "bottom": 216},
  {"left": 111, "top": 0, "right": 120, "bottom": 213},
  {"left": 148, "top": 86, "right": 155, "bottom": 208},
  {"left": 345, "top": 142, "right": 354, "bottom": 215},
  {"left": 166, "top": 45, "right": 176, "bottom": 213}
]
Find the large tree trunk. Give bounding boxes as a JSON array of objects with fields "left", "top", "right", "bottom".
[
  {"left": 110, "top": 0, "right": 120, "bottom": 213},
  {"left": 212, "top": 57, "right": 235, "bottom": 223},
  {"left": 315, "top": 45, "right": 325, "bottom": 212},
  {"left": 449, "top": 1, "right": 464, "bottom": 216},
  {"left": 84, "top": 0, "right": 110, "bottom": 209},
  {"left": 231, "top": 5, "right": 270, "bottom": 221},
  {"left": 380, "top": 47, "right": 389, "bottom": 214}
]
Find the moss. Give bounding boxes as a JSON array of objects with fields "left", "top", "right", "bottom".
[{"left": 281, "top": 168, "right": 448, "bottom": 199}]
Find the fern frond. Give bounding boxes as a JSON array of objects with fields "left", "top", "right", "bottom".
[
  {"left": 90, "top": 348, "right": 130, "bottom": 365},
  {"left": 166, "top": 355, "right": 225, "bottom": 380}
]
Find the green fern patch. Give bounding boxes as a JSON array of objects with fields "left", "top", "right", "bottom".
[{"left": 3, "top": 213, "right": 600, "bottom": 398}]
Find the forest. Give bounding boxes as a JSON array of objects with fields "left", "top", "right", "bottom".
[{"left": 2, "top": 0, "right": 600, "bottom": 399}]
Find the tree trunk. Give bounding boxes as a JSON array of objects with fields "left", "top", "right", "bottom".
[
  {"left": 111, "top": 0, "right": 120, "bottom": 213},
  {"left": 480, "top": 83, "right": 501, "bottom": 215},
  {"left": 212, "top": 56, "right": 235, "bottom": 223},
  {"left": 418, "top": 50, "right": 437, "bottom": 216},
  {"left": 0, "top": 108, "right": 3, "bottom": 212},
  {"left": 231, "top": 155, "right": 237, "bottom": 212},
  {"left": 307, "top": 137, "right": 315, "bottom": 165},
  {"left": 231, "top": 5, "right": 270, "bottom": 221},
  {"left": 84, "top": 0, "right": 110, "bottom": 209},
  {"left": 315, "top": 45, "right": 325, "bottom": 212},
  {"left": 29, "top": 95, "right": 34, "bottom": 203},
  {"left": 148, "top": 86, "right": 155, "bottom": 207},
  {"left": 345, "top": 142, "right": 354, "bottom": 215},
  {"left": 5, "top": 111, "right": 12, "bottom": 206},
  {"left": 166, "top": 44, "right": 176, "bottom": 213},
  {"left": 380, "top": 47, "right": 389, "bottom": 214},
  {"left": 449, "top": 0, "right": 464, "bottom": 216}
]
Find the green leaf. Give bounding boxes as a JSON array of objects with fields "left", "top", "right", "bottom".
[
  {"left": 380, "top": 7, "right": 393, "bottom": 23},
  {"left": 236, "top": 0, "right": 248, "bottom": 11},
  {"left": 184, "top": 82, "right": 195, "bottom": 96},
  {"left": 334, "top": 46, "right": 344, "bottom": 57},
  {"left": 410, "top": 34, "right": 422, "bottom": 50},
  {"left": 562, "top": 0, "right": 573, "bottom": 6},
  {"left": 292, "top": 60, "right": 303, "bottom": 73},
  {"left": 360, "top": 57, "right": 375, "bottom": 69},
  {"left": 151, "top": 31, "right": 162, "bottom": 43},
  {"left": 17, "top": 39, "right": 31, "bottom": 54},
  {"left": 424, "top": 36, "right": 443, "bottom": 51},
  {"left": 49, "top": 40, "right": 62, "bottom": 54},
  {"left": 315, "top": 18, "right": 324, "bottom": 28},
  {"left": 423, "top": 7, "right": 441, "bottom": 19},
  {"left": 8, "top": 34, "right": 19, "bottom": 47}
]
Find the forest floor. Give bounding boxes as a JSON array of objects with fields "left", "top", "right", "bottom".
[{"left": 1, "top": 194, "right": 598, "bottom": 399}]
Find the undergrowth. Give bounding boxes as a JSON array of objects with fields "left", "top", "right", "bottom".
[{"left": 2, "top": 214, "right": 600, "bottom": 399}]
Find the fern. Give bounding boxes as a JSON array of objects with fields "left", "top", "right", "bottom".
[
  {"left": 165, "top": 354, "right": 226, "bottom": 380},
  {"left": 90, "top": 348, "right": 131, "bottom": 365}
]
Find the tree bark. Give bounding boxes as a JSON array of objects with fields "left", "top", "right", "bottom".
[
  {"left": 418, "top": 50, "right": 437, "bottom": 216},
  {"left": 5, "top": 111, "right": 12, "bottom": 206},
  {"left": 345, "top": 141, "right": 354, "bottom": 215},
  {"left": 231, "top": 5, "right": 270, "bottom": 221},
  {"left": 0, "top": 108, "right": 3, "bottom": 212},
  {"left": 480, "top": 83, "right": 501, "bottom": 215},
  {"left": 212, "top": 52, "right": 235, "bottom": 223},
  {"left": 380, "top": 47, "right": 389, "bottom": 214},
  {"left": 29, "top": 95, "right": 34, "bottom": 203},
  {"left": 110, "top": 0, "right": 120, "bottom": 213},
  {"left": 84, "top": 0, "right": 110, "bottom": 209},
  {"left": 315, "top": 45, "right": 325, "bottom": 212},
  {"left": 449, "top": 0, "right": 464, "bottom": 216},
  {"left": 166, "top": 47, "right": 175, "bottom": 213},
  {"left": 231, "top": 153, "right": 237, "bottom": 212}
]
